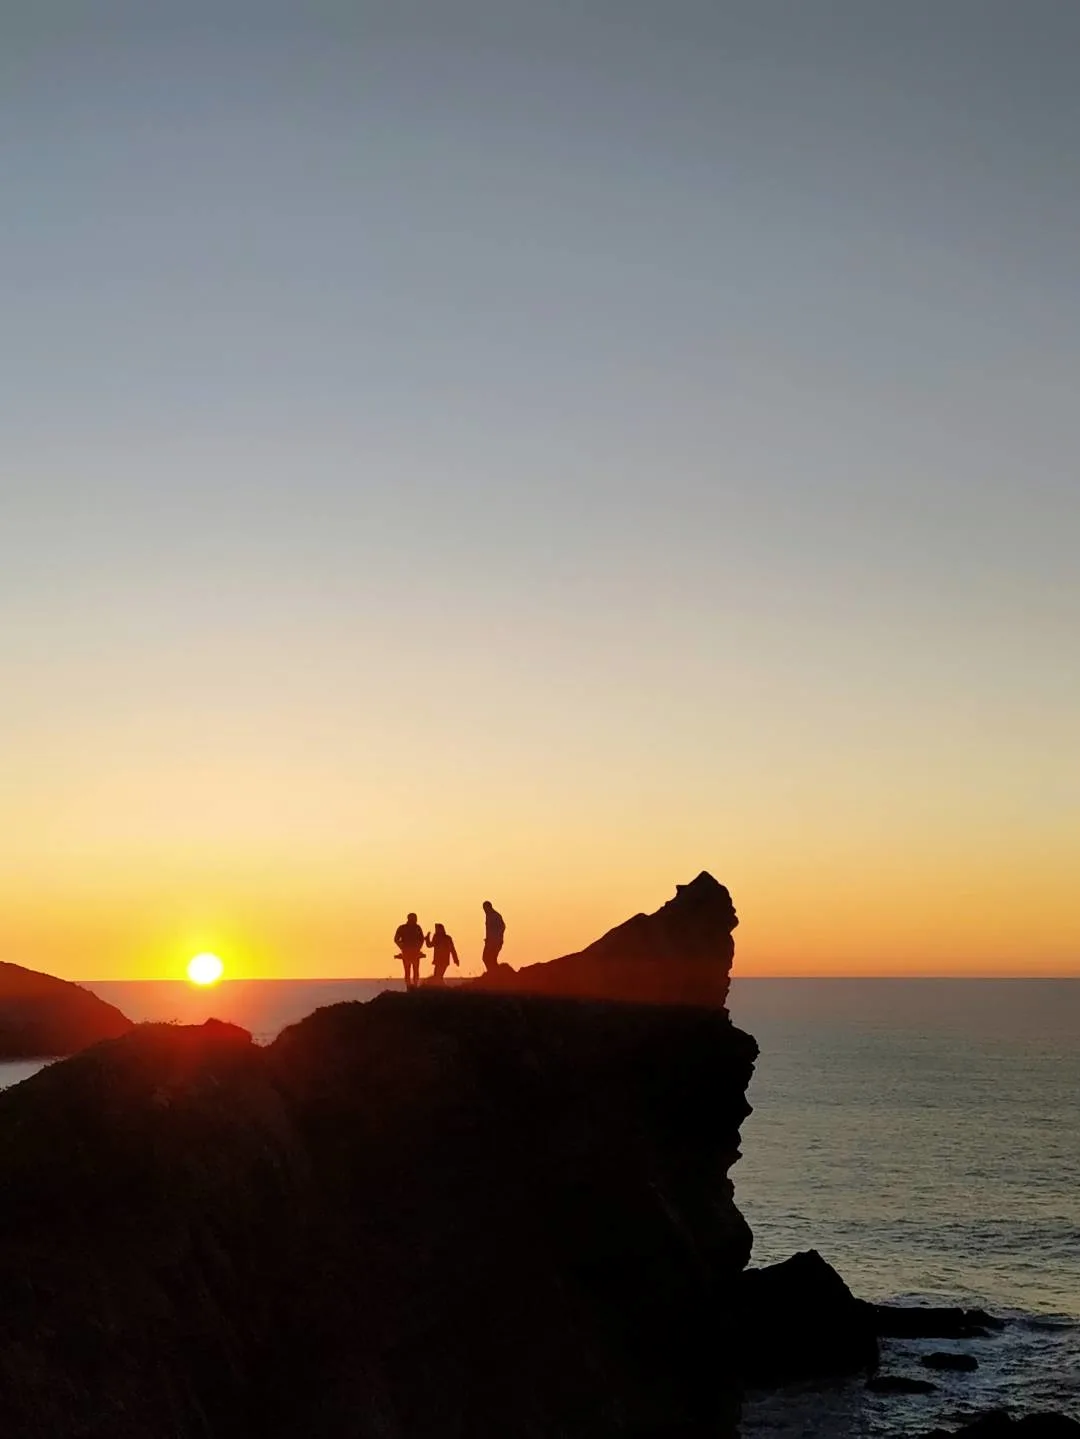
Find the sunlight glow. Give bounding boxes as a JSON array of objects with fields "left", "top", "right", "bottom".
[{"left": 187, "top": 952, "right": 225, "bottom": 986}]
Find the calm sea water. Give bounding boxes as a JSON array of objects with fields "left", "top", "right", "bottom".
[
  {"left": 732, "top": 979, "right": 1080, "bottom": 1436},
  {"left": 3, "top": 977, "right": 1077, "bottom": 1433}
]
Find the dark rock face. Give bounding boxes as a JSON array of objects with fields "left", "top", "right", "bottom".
[
  {"left": 272, "top": 990, "right": 757, "bottom": 1437},
  {"left": 733, "top": 1250, "right": 879, "bottom": 1385},
  {"left": 0, "top": 960, "right": 132, "bottom": 1059},
  {"left": 476, "top": 872, "right": 739, "bottom": 1007},
  {"left": 0, "top": 986, "right": 758, "bottom": 1437},
  {"left": 0, "top": 1020, "right": 302, "bottom": 1438},
  {"left": 874, "top": 1303, "right": 1005, "bottom": 1338}
]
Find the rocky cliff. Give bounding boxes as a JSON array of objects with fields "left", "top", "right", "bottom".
[
  {"left": 477, "top": 870, "right": 739, "bottom": 1007},
  {"left": 0, "top": 960, "right": 132, "bottom": 1059},
  {"left": 0, "top": 878, "right": 756, "bottom": 1438}
]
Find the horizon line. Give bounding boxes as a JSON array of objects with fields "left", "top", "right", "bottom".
[{"left": 76, "top": 972, "right": 1080, "bottom": 984}]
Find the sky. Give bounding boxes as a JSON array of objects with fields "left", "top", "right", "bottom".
[{"left": 2, "top": 1, "right": 1078, "bottom": 980}]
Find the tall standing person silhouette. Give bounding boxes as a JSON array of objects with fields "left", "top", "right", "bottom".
[
  {"left": 481, "top": 900, "right": 505, "bottom": 974},
  {"left": 394, "top": 912, "right": 425, "bottom": 990}
]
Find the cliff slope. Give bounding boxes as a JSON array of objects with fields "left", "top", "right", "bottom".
[
  {"left": 477, "top": 870, "right": 739, "bottom": 1007},
  {"left": 0, "top": 960, "right": 132, "bottom": 1059}
]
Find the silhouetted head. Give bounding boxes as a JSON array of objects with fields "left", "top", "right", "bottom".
[
  {"left": 482, "top": 900, "right": 493, "bottom": 912},
  {"left": 407, "top": 912, "right": 417, "bottom": 924},
  {"left": 433, "top": 922, "right": 446, "bottom": 937}
]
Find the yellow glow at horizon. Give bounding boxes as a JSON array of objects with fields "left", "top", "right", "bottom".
[
  {"left": 187, "top": 952, "right": 225, "bottom": 986},
  {"left": 2, "top": 665, "right": 1078, "bottom": 980}
]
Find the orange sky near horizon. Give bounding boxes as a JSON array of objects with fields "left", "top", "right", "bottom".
[
  {"left": 4, "top": 586, "right": 1076, "bottom": 982},
  {"left": 2, "top": 786, "right": 1077, "bottom": 981},
  {"left": 3, "top": 574, "right": 1076, "bottom": 981}
]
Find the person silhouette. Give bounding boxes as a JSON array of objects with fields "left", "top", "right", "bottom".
[
  {"left": 481, "top": 900, "right": 505, "bottom": 974},
  {"left": 394, "top": 912, "right": 425, "bottom": 990},
  {"left": 425, "top": 923, "right": 459, "bottom": 985}
]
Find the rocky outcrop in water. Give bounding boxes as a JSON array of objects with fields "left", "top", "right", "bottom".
[
  {"left": 0, "top": 879, "right": 757, "bottom": 1439},
  {"left": 0, "top": 960, "right": 132, "bottom": 1059},
  {"left": 734, "top": 1249, "right": 880, "bottom": 1385},
  {"left": 874, "top": 1303, "right": 1005, "bottom": 1338}
]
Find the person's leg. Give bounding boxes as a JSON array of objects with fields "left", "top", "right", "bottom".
[{"left": 409, "top": 953, "right": 420, "bottom": 988}]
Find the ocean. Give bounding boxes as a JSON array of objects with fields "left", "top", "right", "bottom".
[
  {"left": 3, "top": 977, "right": 1077, "bottom": 1434},
  {"left": 732, "top": 979, "right": 1080, "bottom": 1436}
]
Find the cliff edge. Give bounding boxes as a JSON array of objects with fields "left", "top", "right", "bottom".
[{"left": 475, "top": 870, "right": 739, "bottom": 1007}]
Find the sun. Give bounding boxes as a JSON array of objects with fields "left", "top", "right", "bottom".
[{"left": 187, "top": 952, "right": 225, "bottom": 986}]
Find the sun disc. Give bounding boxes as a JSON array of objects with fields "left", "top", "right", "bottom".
[{"left": 187, "top": 952, "right": 224, "bottom": 986}]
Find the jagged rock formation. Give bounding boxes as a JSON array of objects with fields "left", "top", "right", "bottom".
[
  {"left": 0, "top": 960, "right": 132, "bottom": 1059},
  {"left": 475, "top": 871, "right": 739, "bottom": 1007},
  {"left": 0, "top": 879, "right": 757, "bottom": 1439},
  {"left": 735, "top": 1249, "right": 880, "bottom": 1385}
]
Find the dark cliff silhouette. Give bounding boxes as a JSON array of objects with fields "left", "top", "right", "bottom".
[
  {"left": 0, "top": 877, "right": 756, "bottom": 1438},
  {"left": 0, "top": 1004, "right": 756, "bottom": 1437},
  {"left": 473, "top": 870, "right": 738, "bottom": 1007},
  {"left": 3, "top": 876, "right": 1011, "bottom": 1438},
  {"left": 0, "top": 961, "right": 132, "bottom": 1059}
]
